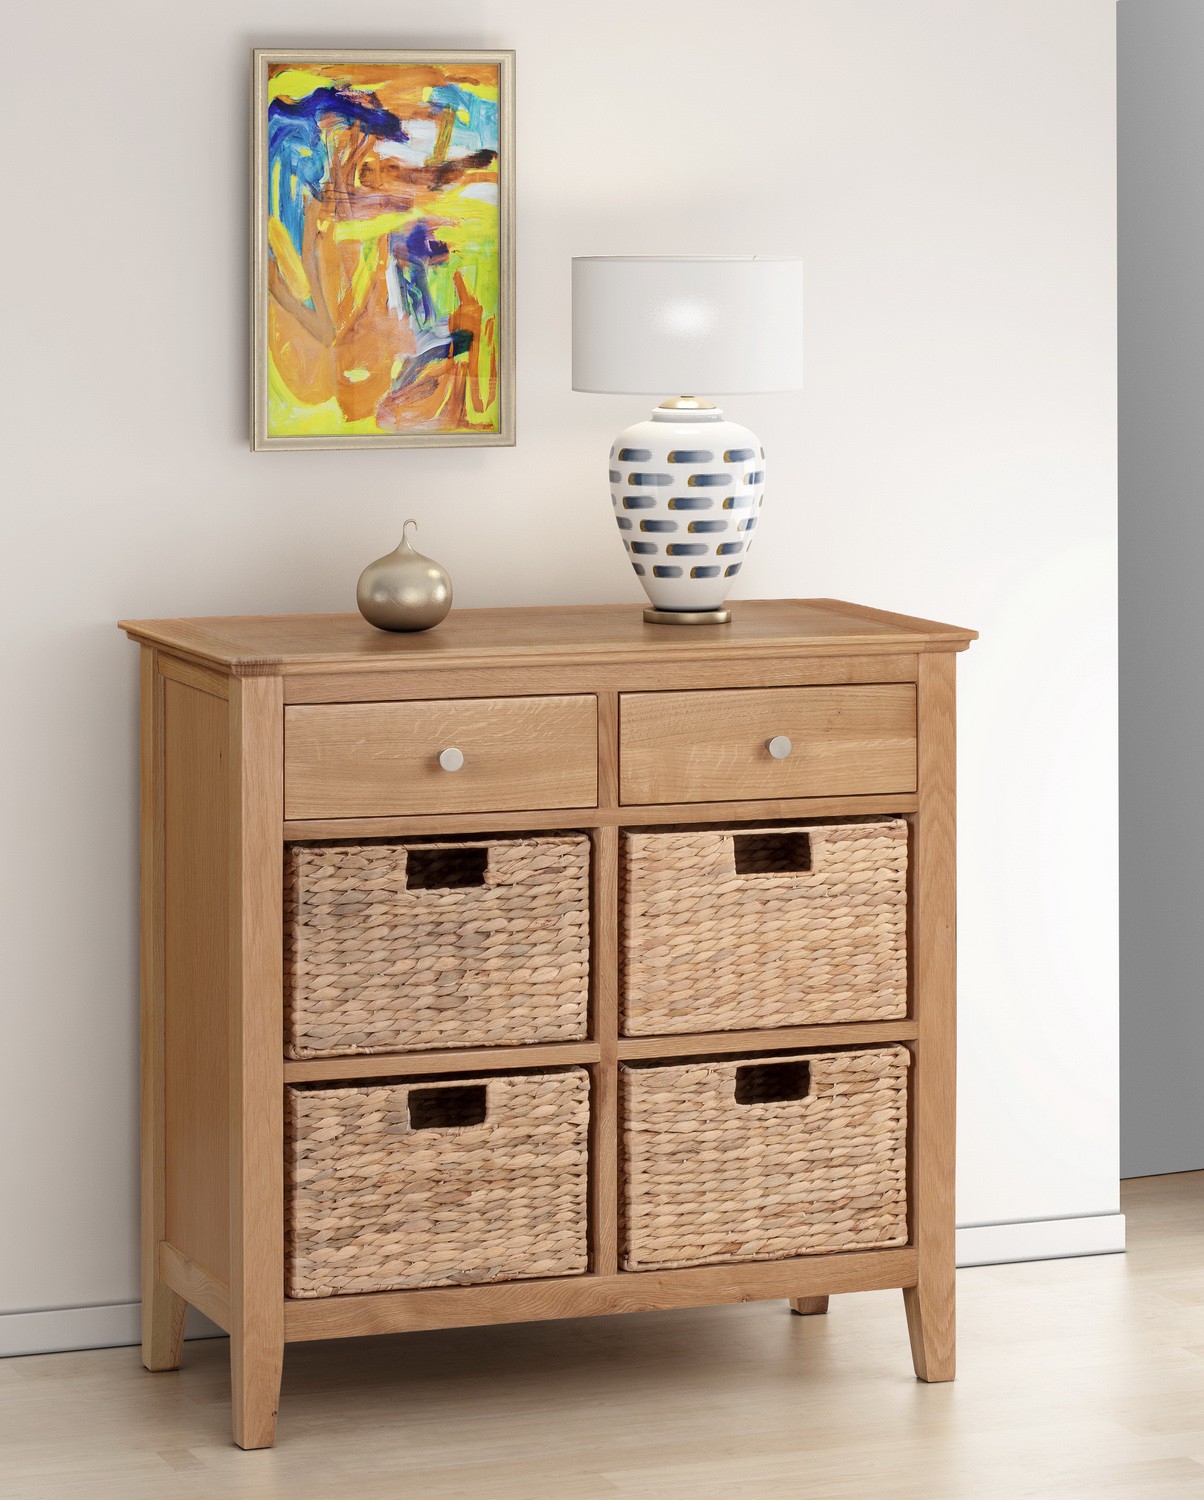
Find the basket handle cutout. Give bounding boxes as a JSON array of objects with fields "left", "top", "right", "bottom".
[
  {"left": 734, "top": 1060, "right": 810, "bottom": 1106},
  {"left": 405, "top": 846, "right": 488, "bottom": 891},
  {"left": 408, "top": 1084, "right": 488, "bottom": 1130},
  {"left": 733, "top": 832, "right": 812, "bottom": 876}
]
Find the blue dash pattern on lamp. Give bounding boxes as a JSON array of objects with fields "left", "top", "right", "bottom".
[{"left": 607, "top": 406, "right": 766, "bottom": 614}]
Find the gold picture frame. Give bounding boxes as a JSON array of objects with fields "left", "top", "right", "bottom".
[{"left": 251, "top": 48, "right": 515, "bottom": 451}]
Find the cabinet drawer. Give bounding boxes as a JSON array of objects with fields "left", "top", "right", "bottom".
[
  {"left": 619, "top": 1048, "right": 909, "bottom": 1270},
  {"left": 619, "top": 685, "right": 916, "bottom": 805},
  {"left": 285, "top": 696, "right": 598, "bottom": 819},
  {"left": 286, "top": 1069, "right": 590, "bottom": 1296}
]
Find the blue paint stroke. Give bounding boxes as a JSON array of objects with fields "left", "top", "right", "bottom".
[
  {"left": 389, "top": 223, "right": 449, "bottom": 328},
  {"left": 268, "top": 86, "right": 408, "bottom": 253},
  {"left": 388, "top": 328, "right": 472, "bottom": 395},
  {"left": 428, "top": 84, "right": 499, "bottom": 151}
]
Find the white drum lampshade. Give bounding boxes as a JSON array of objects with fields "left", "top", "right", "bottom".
[{"left": 572, "top": 256, "right": 804, "bottom": 623}]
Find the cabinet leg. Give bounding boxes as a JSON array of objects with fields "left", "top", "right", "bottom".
[
  {"left": 789, "top": 1296, "right": 830, "bottom": 1316},
  {"left": 141, "top": 1282, "right": 187, "bottom": 1372},
  {"left": 903, "top": 1277, "right": 955, "bottom": 1382},
  {"left": 228, "top": 675, "right": 286, "bottom": 1451},
  {"left": 906, "top": 651, "right": 958, "bottom": 1386},
  {"left": 139, "top": 649, "right": 185, "bottom": 1377},
  {"left": 231, "top": 1333, "right": 283, "bottom": 1450}
]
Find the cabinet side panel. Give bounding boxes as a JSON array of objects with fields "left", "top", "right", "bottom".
[{"left": 163, "top": 678, "right": 231, "bottom": 1281}]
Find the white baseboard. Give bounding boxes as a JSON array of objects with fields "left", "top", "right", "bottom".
[
  {"left": 0, "top": 1302, "right": 223, "bottom": 1359},
  {"left": 956, "top": 1212, "right": 1126, "bottom": 1267},
  {"left": 2, "top": 1215, "right": 1126, "bottom": 1358}
]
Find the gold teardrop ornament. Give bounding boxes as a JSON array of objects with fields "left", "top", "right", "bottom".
[{"left": 356, "top": 520, "right": 453, "bottom": 632}]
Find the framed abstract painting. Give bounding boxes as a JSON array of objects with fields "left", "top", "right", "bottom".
[{"left": 251, "top": 49, "right": 514, "bottom": 451}]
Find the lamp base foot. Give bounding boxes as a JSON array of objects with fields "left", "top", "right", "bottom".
[{"left": 642, "top": 607, "right": 732, "bottom": 626}]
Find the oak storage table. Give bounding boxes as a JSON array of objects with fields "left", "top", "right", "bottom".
[{"left": 120, "top": 599, "right": 976, "bottom": 1450}]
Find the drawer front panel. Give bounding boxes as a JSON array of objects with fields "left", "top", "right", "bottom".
[
  {"left": 285, "top": 696, "right": 598, "bottom": 819},
  {"left": 619, "top": 684, "right": 917, "bottom": 805},
  {"left": 620, "top": 820, "right": 908, "bottom": 1035},
  {"left": 284, "top": 835, "right": 590, "bottom": 1057},
  {"left": 619, "top": 1047, "right": 909, "bottom": 1271},
  {"left": 286, "top": 1069, "right": 590, "bottom": 1297}
]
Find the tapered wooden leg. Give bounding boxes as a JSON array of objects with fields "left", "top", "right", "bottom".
[
  {"left": 140, "top": 648, "right": 186, "bottom": 1375},
  {"left": 231, "top": 1331, "right": 283, "bottom": 1451},
  {"left": 789, "top": 1296, "right": 830, "bottom": 1316},
  {"left": 905, "top": 651, "right": 958, "bottom": 1384},
  {"left": 904, "top": 1277, "right": 954, "bottom": 1382},
  {"left": 142, "top": 1282, "right": 187, "bottom": 1372},
  {"left": 228, "top": 676, "right": 285, "bottom": 1449}
]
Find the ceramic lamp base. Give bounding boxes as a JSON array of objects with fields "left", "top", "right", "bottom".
[
  {"left": 643, "top": 606, "right": 732, "bottom": 625},
  {"left": 609, "top": 402, "right": 765, "bottom": 617}
]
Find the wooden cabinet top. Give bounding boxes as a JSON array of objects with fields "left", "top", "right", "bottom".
[{"left": 121, "top": 599, "right": 976, "bottom": 677}]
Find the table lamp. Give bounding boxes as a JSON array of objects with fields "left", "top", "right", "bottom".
[{"left": 572, "top": 256, "right": 805, "bottom": 624}]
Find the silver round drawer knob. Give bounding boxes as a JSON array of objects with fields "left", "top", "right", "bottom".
[
  {"left": 766, "top": 735, "right": 794, "bottom": 760},
  {"left": 437, "top": 746, "right": 465, "bottom": 773}
]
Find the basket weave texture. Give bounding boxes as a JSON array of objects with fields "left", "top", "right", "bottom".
[
  {"left": 620, "top": 820, "right": 908, "bottom": 1035},
  {"left": 285, "top": 1069, "right": 590, "bottom": 1297},
  {"left": 619, "top": 1047, "right": 909, "bottom": 1270},
  {"left": 284, "top": 835, "right": 590, "bottom": 1058}
]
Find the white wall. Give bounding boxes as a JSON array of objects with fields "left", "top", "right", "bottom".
[
  {"left": 1, "top": 0, "right": 1118, "bottom": 1353},
  {"left": 1118, "top": 0, "right": 1204, "bottom": 1178}
]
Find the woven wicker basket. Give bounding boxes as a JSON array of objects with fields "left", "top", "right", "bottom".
[
  {"left": 284, "top": 834, "right": 590, "bottom": 1058},
  {"left": 619, "top": 1047, "right": 909, "bottom": 1270},
  {"left": 285, "top": 1068, "right": 591, "bottom": 1297},
  {"left": 620, "top": 820, "right": 908, "bottom": 1035}
]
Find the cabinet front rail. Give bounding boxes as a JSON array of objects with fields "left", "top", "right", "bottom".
[{"left": 283, "top": 1247, "right": 918, "bottom": 1341}]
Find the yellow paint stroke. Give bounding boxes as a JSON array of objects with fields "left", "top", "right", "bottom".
[
  {"left": 333, "top": 211, "right": 419, "bottom": 244},
  {"left": 428, "top": 192, "right": 499, "bottom": 256},
  {"left": 267, "top": 216, "right": 311, "bottom": 302},
  {"left": 343, "top": 368, "right": 371, "bottom": 383},
  {"left": 268, "top": 68, "right": 331, "bottom": 103},
  {"left": 421, "top": 81, "right": 499, "bottom": 104},
  {"left": 428, "top": 107, "right": 454, "bottom": 167},
  {"left": 349, "top": 238, "right": 380, "bottom": 314},
  {"left": 268, "top": 352, "right": 380, "bottom": 434}
]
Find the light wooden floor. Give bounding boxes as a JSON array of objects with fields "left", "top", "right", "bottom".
[{"left": 1, "top": 1173, "right": 1200, "bottom": 1499}]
